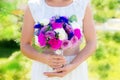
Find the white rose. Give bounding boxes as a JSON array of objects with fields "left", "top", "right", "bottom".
[
  {"left": 39, "top": 19, "right": 49, "bottom": 25},
  {"left": 54, "top": 28, "right": 67, "bottom": 40}
]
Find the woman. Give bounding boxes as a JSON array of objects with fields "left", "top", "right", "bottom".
[{"left": 20, "top": 0, "right": 97, "bottom": 80}]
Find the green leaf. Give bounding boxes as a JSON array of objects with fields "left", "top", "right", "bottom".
[{"left": 69, "top": 15, "right": 77, "bottom": 22}]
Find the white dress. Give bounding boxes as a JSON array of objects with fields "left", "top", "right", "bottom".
[{"left": 28, "top": 0, "right": 90, "bottom": 80}]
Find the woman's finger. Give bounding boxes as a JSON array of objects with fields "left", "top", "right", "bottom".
[
  {"left": 55, "top": 67, "right": 65, "bottom": 72},
  {"left": 44, "top": 71, "right": 66, "bottom": 77},
  {"left": 50, "top": 64, "right": 63, "bottom": 69},
  {"left": 51, "top": 55, "right": 65, "bottom": 60},
  {"left": 52, "top": 59, "right": 66, "bottom": 64}
]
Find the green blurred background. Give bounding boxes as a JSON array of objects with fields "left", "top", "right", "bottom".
[{"left": 0, "top": 0, "right": 120, "bottom": 80}]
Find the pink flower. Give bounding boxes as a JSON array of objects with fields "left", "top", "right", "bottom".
[
  {"left": 52, "top": 22, "right": 63, "bottom": 29},
  {"left": 61, "top": 40, "right": 71, "bottom": 49},
  {"left": 45, "top": 31, "right": 55, "bottom": 39},
  {"left": 71, "top": 36, "right": 78, "bottom": 46},
  {"left": 74, "top": 29, "right": 82, "bottom": 39},
  {"left": 38, "top": 33, "right": 46, "bottom": 47},
  {"left": 48, "top": 38, "right": 62, "bottom": 50}
]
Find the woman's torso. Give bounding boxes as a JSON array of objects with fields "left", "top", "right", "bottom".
[{"left": 28, "top": 0, "right": 89, "bottom": 56}]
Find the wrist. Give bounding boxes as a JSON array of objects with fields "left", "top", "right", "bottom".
[
  {"left": 38, "top": 53, "right": 50, "bottom": 65},
  {"left": 69, "top": 62, "right": 79, "bottom": 69},
  {"left": 35, "top": 53, "right": 45, "bottom": 62}
]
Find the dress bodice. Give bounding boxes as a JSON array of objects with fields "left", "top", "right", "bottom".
[{"left": 28, "top": 0, "right": 90, "bottom": 30}]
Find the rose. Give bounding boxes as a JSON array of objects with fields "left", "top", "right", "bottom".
[
  {"left": 51, "top": 22, "right": 63, "bottom": 30},
  {"left": 38, "top": 33, "right": 46, "bottom": 47},
  {"left": 45, "top": 31, "right": 55, "bottom": 39},
  {"left": 61, "top": 40, "right": 71, "bottom": 49},
  {"left": 74, "top": 29, "right": 82, "bottom": 39},
  {"left": 40, "top": 26, "right": 48, "bottom": 33},
  {"left": 71, "top": 36, "right": 78, "bottom": 46},
  {"left": 48, "top": 38, "right": 62, "bottom": 50},
  {"left": 54, "top": 28, "right": 68, "bottom": 40}
]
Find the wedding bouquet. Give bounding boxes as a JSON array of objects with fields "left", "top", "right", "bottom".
[{"left": 34, "top": 15, "right": 82, "bottom": 55}]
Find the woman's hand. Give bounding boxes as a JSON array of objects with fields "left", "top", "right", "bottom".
[
  {"left": 44, "top": 64, "right": 76, "bottom": 77},
  {"left": 41, "top": 54, "right": 66, "bottom": 69}
]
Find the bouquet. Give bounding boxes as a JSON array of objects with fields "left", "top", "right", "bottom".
[{"left": 34, "top": 15, "right": 82, "bottom": 55}]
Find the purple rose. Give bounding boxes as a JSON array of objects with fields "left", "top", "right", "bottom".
[
  {"left": 40, "top": 26, "right": 48, "bottom": 33},
  {"left": 66, "top": 24, "right": 73, "bottom": 33},
  {"left": 45, "top": 31, "right": 55, "bottom": 39}
]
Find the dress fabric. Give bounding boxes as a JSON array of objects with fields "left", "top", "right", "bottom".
[{"left": 28, "top": 0, "right": 90, "bottom": 80}]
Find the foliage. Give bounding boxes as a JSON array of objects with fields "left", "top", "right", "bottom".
[
  {"left": 0, "top": 14, "right": 21, "bottom": 41},
  {"left": 0, "top": 51, "right": 31, "bottom": 80},
  {"left": 0, "top": 0, "right": 17, "bottom": 15},
  {"left": 91, "top": 0, "right": 120, "bottom": 22},
  {"left": 88, "top": 31, "right": 120, "bottom": 80},
  {"left": 0, "top": 0, "right": 24, "bottom": 47}
]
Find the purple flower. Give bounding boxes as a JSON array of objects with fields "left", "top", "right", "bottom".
[
  {"left": 68, "top": 32, "right": 74, "bottom": 40},
  {"left": 40, "top": 26, "right": 48, "bottom": 33},
  {"left": 66, "top": 24, "right": 73, "bottom": 33},
  {"left": 71, "top": 36, "right": 78, "bottom": 46},
  {"left": 38, "top": 33, "right": 46, "bottom": 47},
  {"left": 50, "top": 17, "right": 56, "bottom": 23},
  {"left": 56, "top": 16, "right": 69, "bottom": 23},
  {"left": 45, "top": 31, "right": 55, "bottom": 39},
  {"left": 63, "top": 24, "right": 74, "bottom": 40},
  {"left": 61, "top": 40, "right": 71, "bottom": 49},
  {"left": 74, "top": 29, "right": 82, "bottom": 39},
  {"left": 34, "top": 23, "right": 43, "bottom": 29},
  {"left": 51, "top": 22, "right": 63, "bottom": 30}
]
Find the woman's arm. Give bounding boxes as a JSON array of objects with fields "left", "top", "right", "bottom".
[
  {"left": 20, "top": 6, "right": 42, "bottom": 62},
  {"left": 20, "top": 6, "right": 66, "bottom": 68}
]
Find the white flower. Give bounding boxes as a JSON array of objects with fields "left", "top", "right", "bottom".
[
  {"left": 35, "top": 35, "right": 40, "bottom": 47},
  {"left": 70, "top": 21, "right": 81, "bottom": 29},
  {"left": 39, "top": 19, "right": 49, "bottom": 25},
  {"left": 54, "top": 28, "right": 67, "bottom": 40}
]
